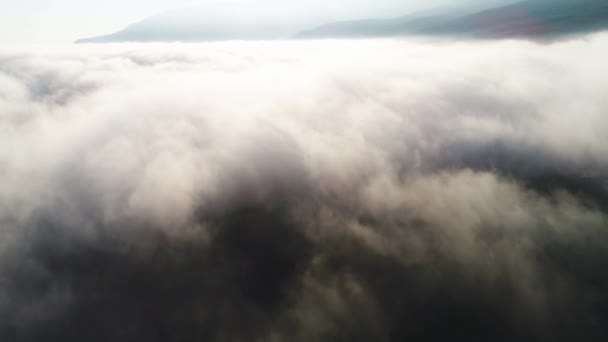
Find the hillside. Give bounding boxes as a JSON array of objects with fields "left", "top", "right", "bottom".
[
  {"left": 77, "top": 0, "right": 608, "bottom": 43},
  {"left": 298, "top": 0, "right": 608, "bottom": 39}
]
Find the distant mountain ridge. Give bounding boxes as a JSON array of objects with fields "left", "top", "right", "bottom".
[
  {"left": 77, "top": 0, "right": 608, "bottom": 43},
  {"left": 76, "top": 4, "right": 317, "bottom": 43},
  {"left": 298, "top": 0, "right": 608, "bottom": 39}
]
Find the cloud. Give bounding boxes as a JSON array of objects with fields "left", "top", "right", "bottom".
[{"left": 1, "top": 35, "right": 608, "bottom": 341}]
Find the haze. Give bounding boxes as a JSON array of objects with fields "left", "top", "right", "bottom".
[{"left": 1, "top": 0, "right": 514, "bottom": 43}]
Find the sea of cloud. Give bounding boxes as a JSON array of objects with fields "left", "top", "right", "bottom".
[{"left": 1, "top": 35, "right": 607, "bottom": 341}]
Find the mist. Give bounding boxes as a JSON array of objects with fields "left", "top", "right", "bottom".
[
  {"left": 1, "top": 34, "right": 608, "bottom": 341},
  {"left": 1, "top": 0, "right": 518, "bottom": 43}
]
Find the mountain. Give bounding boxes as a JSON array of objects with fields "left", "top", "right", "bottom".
[
  {"left": 76, "top": 5, "right": 319, "bottom": 43},
  {"left": 296, "top": 13, "right": 457, "bottom": 39},
  {"left": 297, "top": 0, "right": 608, "bottom": 39},
  {"left": 77, "top": 0, "right": 608, "bottom": 43},
  {"left": 428, "top": 0, "right": 608, "bottom": 38}
]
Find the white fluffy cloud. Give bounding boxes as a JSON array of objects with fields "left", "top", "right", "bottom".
[{"left": 1, "top": 35, "right": 607, "bottom": 341}]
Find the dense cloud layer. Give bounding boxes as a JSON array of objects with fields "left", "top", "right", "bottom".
[{"left": 1, "top": 35, "right": 608, "bottom": 341}]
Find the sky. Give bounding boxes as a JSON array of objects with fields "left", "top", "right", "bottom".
[{"left": 0, "top": 0, "right": 514, "bottom": 44}]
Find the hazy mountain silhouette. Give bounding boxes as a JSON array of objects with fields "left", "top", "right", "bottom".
[
  {"left": 77, "top": 0, "right": 608, "bottom": 43},
  {"left": 298, "top": 0, "right": 608, "bottom": 39},
  {"left": 76, "top": 5, "right": 318, "bottom": 43}
]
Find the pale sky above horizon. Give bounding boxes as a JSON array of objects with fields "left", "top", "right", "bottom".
[{"left": 0, "top": 0, "right": 514, "bottom": 44}]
